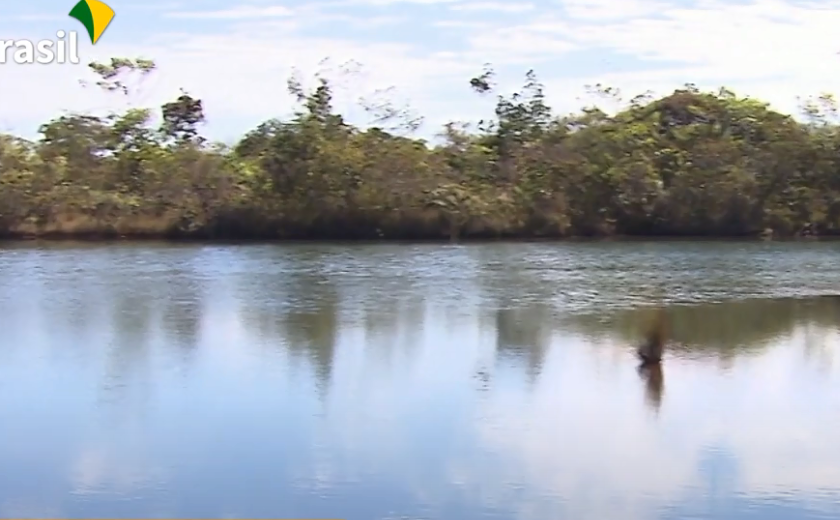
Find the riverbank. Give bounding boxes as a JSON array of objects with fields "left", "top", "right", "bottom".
[{"left": 1, "top": 228, "right": 836, "bottom": 243}]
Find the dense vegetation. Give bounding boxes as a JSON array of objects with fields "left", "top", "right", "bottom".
[{"left": 2, "top": 57, "right": 840, "bottom": 240}]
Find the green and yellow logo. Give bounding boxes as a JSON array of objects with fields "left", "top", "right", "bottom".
[
  {"left": 0, "top": 0, "right": 113, "bottom": 64},
  {"left": 68, "top": 0, "right": 115, "bottom": 44}
]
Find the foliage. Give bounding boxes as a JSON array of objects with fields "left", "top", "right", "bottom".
[{"left": 2, "top": 58, "right": 839, "bottom": 239}]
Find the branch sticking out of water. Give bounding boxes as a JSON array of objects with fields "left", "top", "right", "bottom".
[{"left": 637, "top": 308, "right": 668, "bottom": 364}]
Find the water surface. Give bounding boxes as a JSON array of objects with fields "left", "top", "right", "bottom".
[{"left": 1, "top": 241, "right": 839, "bottom": 519}]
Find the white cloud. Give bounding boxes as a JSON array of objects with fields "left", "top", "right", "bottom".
[
  {"left": 433, "top": 19, "right": 494, "bottom": 28},
  {"left": 560, "top": 0, "right": 672, "bottom": 20},
  {"left": 452, "top": 0, "right": 840, "bottom": 121},
  {"left": 450, "top": 2, "right": 536, "bottom": 12},
  {"left": 338, "top": 0, "right": 461, "bottom": 5},
  {"left": 465, "top": 22, "right": 577, "bottom": 63},
  {"left": 0, "top": 18, "right": 474, "bottom": 141},
  {"left": 315, "top": 13, "right": 407, "bottom": 27},
  {"left": 538, "top": 0, "right": 840, "bottom": 114},
  {"left": 12, "top": 14, "right": 66, "bottom": 21},
  {"left": 164, "top": 5, "right": 295, "bottom": 18},
  {"left": 3, "top": 0, "right": 840, "bottom": 143}
]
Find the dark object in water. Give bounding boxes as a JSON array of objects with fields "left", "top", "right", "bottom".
[
  {"left": 637, "top": 362, "right": 664, "bottom": 411},
  {"left": 636, "top": 309, "right": 667, "bottom": 364},
  {"left": 637, "top": 346, "right": 662, "bottom": 364}
]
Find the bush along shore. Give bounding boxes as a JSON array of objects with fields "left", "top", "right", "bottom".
[{"left": 2, "top": 57, "right": 840, "bottom": 241}]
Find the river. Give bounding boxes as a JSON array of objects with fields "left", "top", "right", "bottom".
[{"left": 1, "top": 240, "right": 839, "bottom": 519}]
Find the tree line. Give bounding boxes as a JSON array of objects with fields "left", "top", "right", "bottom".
[{"left": 2, "top": 56, "right": 839, "bottom": 240}]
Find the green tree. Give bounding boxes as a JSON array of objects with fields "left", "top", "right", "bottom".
[{"left": 2, "top": 55, "right": 840, "bottom": 240}]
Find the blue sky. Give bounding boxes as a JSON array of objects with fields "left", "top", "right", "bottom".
[{"left": 2, "top": 0, "right": 840, "bottom": 144}]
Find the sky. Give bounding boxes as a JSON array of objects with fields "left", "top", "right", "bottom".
[{"left": 2, "top": 0, "right": 840, "bottom": 144}]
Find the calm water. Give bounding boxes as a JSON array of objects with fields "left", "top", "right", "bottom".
[{"left": 1, "top": 240, "right": 840, "bottom": 519}]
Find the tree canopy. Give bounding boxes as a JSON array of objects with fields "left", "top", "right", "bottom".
[{"left": 2, "top": 56, "right": 839, "bottom": 239}]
